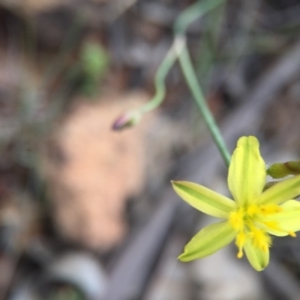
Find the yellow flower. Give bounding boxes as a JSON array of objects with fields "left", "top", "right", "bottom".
[{"left": 172, "top": 136, "right": 300, "bottom": 271}]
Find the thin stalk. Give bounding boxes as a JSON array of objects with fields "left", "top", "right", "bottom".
[
  {"left": 140, "top": 0, "right": 228, "bottom": 115},
  {"left": 140, "top": 38, "right": 182, "bottom": 113},
  {"left": 115, "top": 0, "right": 231, "bottom": 167},
  {"left": 174, "top": 0, "right": 227, "bottom": 36},
  {"left": 178, "top": 44, "right": 231, "bottom": 167}
]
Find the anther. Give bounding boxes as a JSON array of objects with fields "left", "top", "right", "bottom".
[{"left": 289, "top": 231, "right": 296, "bottom": 238}]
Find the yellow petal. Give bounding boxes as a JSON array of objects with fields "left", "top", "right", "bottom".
[
  {"left": 178, "top": 221, "right": 236, "bottom": 262},
  {"left": 244, "top": 240, "right": 269, "bottom": 271},
  {"left": 172, "top": 181, "right": 235, "bottom": 218},
  {"left": 258, "top": 175, "right": 300, "bottom": 205},
  {"left": 228, "top": 136, "right": 266, "bottom": 206},
  {"left": 255, "top": 222, "right": 288, "bottom": 237},
  {"left": 265, "top": 200, "right": 300, "bottom": 235}
]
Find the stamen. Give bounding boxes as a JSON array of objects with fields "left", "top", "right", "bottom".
[
  {"left": 229, "top": 210, "right": 244, "bottom": 231},
  {"left": 250, "top": 228, "right": 271, "bottom": 252},
  {"left": 259, "top": 204, "right": 282, "bottom": 215},
  {"left": 236, "top": 231, "right": 246, "bottom": 259},
  {"left": 289, "top": 231, "right": 296, "bottom": 238},
  {"left": 247, "top": 205, "right": 259, "bottom": 216}
]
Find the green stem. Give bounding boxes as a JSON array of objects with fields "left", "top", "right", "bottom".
[
  {"left": 178, "top": 44, "right": 231, "bottom": 167},
  {"left": 174, "top": 0, "right": 227, "bottom": 36},
  {"left": 140, "top": 39, "right": 180, "bottom": 113},
  {"left": 140, "top": 0, "right": 227, "bottom": 114},
  {"left": 126, "top": 0, "right": 231, "bottom": 167}
]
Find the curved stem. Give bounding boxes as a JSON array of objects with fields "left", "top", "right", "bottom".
[
  {"left": 116, "top": 0, "right": 231, "bottom": 167},
  {"left": 140, "top": 37, "right": 183, "bottom": 113},
  {"left": 140, "top": 0, "right": 228, "bottom": 115}
]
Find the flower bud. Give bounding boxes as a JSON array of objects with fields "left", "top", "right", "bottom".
[
  {"left": 111, "top": 111, "right": 142, "bottom": 131},
  {"left": 267, "top": 160, "right": 300, "bottom": 179}
]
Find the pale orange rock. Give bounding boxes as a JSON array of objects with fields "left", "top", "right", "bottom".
[{"left": 45, "top": 92, "right": 150, "bottom": 251}]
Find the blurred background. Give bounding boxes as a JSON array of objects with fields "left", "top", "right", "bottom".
[{"left": 1, "top": 0, "right": 300, "bottom": 299}]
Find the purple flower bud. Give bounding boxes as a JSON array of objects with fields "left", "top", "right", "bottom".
[{"left": 111, "top": 111, "right": 142, "bottom": 131}]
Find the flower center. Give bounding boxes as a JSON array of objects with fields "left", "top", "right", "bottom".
[{"left": 229, "top": 203, "right": 295, "bottom": 258}]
